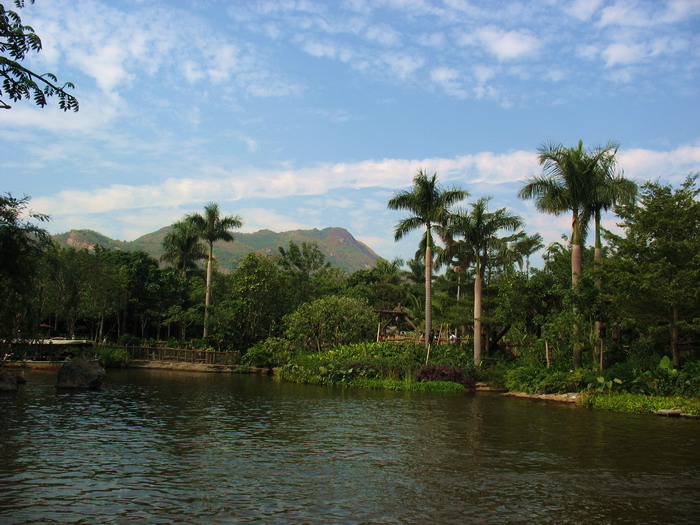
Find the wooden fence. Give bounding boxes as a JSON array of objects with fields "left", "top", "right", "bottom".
[
  {"left": 1, "top": 342, "right": 234, "bottom": 366},
  {"left": 123, "top": 345, "right": 233, "bottom": 365}
]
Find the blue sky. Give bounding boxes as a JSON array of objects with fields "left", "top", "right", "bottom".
[{"left": 1, "top": 0, "right": 699, "bottom": 266}]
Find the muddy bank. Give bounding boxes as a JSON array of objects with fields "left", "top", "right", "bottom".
[{"left": 125, "top": 359, "right": 272, "bottom": 375}]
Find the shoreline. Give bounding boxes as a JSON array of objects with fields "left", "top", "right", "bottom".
[{"left": 5, "top": 359, "right": 697, "bottom": 417}]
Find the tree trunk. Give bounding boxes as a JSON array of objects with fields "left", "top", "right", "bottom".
[
  {"left": 571, "top": 213, "right": 583, "bottom": 368},
  {"left": 488, "top": 324, "right": 511, "bottom": 353},
  {"left": 425, "top": 242, "right": 432, "bottom": 349},
  {"left": 671, "top": 304, "right": 680, "bottom": 368},
  {"left": 525, "top": 257, "right": 530, "bottom": 280},
  {"left": 473, "top": 263, "right": 483, "bottom": 366},
  {"left": 204, "top": 243, "right": 213, "bottom": 338},
  {"left": 571, "top": 243, "right": 582, "bottom": 287},
  {"left": 594, "top": 227, "right": 604, "bottom": 369}
]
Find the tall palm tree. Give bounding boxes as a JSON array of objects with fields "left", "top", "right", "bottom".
[
  {"left": 586, "top": 154, "right": 637, "bottom": 266},
  {"left": 518, "top": 140, "right": 618, "bottom": 287},
  {"left": 160, "top": 220, "right": 206, "bottom": 279},
  {"left": 518, "top": 139, "right": 620, "bottom": 367},
  {"left": 585, "top": 148, "right": 636, "bottom": 369},
  {"left": 387, "top": 169, "right": 468, "bottom": 346},
  {"left": 448, "top": 198, "right": 522, "bottom": 365},
  {"left": 187, "top": 203, "right": 243, "bottom": 338}
]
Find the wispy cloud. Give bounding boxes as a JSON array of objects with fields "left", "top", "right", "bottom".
[
  {"left": 29, "top": 143, "right": 700, "bottom": 241},
  {"left": 468, "top": 26, "right": 541, "bottom": 62}
]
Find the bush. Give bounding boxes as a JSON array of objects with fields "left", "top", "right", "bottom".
[
  {"left": 277, "top": 341, "right": 475, "bottom": 393},
  {"left": 95, "top": 346, "right": 130, "bottom": 368},
  {"left": 580, "top": 393, "right": 700, "bottom": 415},
  {"left": 241, "top": 344, "right": 274, "bottom": 368},
  {"left": 504, "top": 365, "right": 590, "bottom": 394},
  {"left": 284, "top": 296, "right": 376, "bottom": 351}
]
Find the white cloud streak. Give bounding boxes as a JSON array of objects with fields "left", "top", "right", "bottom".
[{"left": 31, "top": 143, "right": 700, "bottom": 231}]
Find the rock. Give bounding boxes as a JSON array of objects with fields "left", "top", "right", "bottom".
[
  {"left": 655, "top": 409, "right": 682, "bottom": 417},
  {"left": 0, "top": 370, "right": 20, "bottom": 392},
  {"left": 56, "top": 358, "right": 106, "bottom": 389}
]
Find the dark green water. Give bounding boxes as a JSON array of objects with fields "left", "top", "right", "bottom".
[{"left": 1, "top": 369, "right": 699, "bottom": 524}]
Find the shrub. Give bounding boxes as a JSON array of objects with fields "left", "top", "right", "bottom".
[
  {"left": 580, "top": 393, "right": 700, "bottom": 415},
  {"left": 504, "top": 365, "right": 590, "bottom": 394},
  {"left": 241, "top": 344, "right": 274, "bottom": 368},
  {"left": 95, "top": 346, "right": 130, "bottom": 368},
  {"left": 284, "top": 296, "right": 376, "bottom": 352}
]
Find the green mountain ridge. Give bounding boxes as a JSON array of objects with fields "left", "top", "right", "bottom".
[{"left": 52, "top": 226, "right": 380, "bottom": 273}]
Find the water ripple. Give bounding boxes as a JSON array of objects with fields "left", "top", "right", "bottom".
[{"left": 1, "top": 370, "right": 698, "bottom": 524}]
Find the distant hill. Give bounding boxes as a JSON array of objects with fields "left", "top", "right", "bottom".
[{"left": 52, "top": 226, "right": 380, "bottom": 273}]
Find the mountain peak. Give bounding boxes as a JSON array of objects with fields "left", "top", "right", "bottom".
[{"left": 53, "top": 226, "right": 380, "bottom": 273}]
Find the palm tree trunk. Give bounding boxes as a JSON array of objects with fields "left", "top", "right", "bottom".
[
  {"left": 425, "top": 243, "right": 432, "bottom": 349},
  {"left": 571, "top": 243, "right": 583, "bottom": 287},
  {"left": 473, "top": 261, "right": 483, "bottom": 366},
  {"left": 525, "top": 256, "right": 531, "bottom": 281},
  {"left": 594, "top": 210, "right": 603, "bottom": 285},
  {"left": 204, "top": 242, "right": 213, "bottom": 338},
  {"left": 571, "top": 211, "right": 583, "bottom": 367},
  {"left": 594, "top": 211, "right": 604, "bottom": 368}
]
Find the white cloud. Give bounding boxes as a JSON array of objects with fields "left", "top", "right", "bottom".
[
  {"left": 618, "top": 141, "right": 700, "bottom": 183},
  {"left": 240, "top": 208, "right": 310, "bottom": 233},
  {"left": 365, "top": 24, "right": 402, "bottom": 46},
  {"left": 598, "top": 2, "right": 653, "bottom": 27},
  {"left": 302, "top": 40, "right": 340, "bottom": 59},
  {"left": 602, "top": 42, "right": 648, "bottom": 67},
  {"left": 430, "top": 67, "right": 466, "bottom": 97},
  {"left": 471, "top": 26, "right": 541, "bottom": 61},
  {"left": 381, "top": 52, "right": 425, "bottom": 78}
]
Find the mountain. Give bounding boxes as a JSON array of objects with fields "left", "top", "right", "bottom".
[{"left": 52, "top": 226, "right": 380, "bottom": 273}]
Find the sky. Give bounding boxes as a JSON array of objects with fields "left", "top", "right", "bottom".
[{"left": 2, "top": 0, "right": 699, "bottom": 267}]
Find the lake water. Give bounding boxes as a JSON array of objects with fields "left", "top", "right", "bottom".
[{"left": 1, "top": 369, "right": 699, "bottom": 524}]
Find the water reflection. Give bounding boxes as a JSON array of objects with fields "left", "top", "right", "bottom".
[{"left": 1, "top": 369, "right": 698, "bottom": 524}]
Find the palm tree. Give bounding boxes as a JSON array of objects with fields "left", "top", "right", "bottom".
[
  {"left": 186, "top": 203, "right": 243, "bottom": 338},
  {"left": 448, "top": 198, "right": 522, "bottom": 365},
  {"left": 515, "top": 232, "right": 544, "bottom": 278},
  {"left": 586, "top": 153, "right": 637, "bottom": 266},
  {"left": 518, "top": 140, "right": 618, "bottom": 287},
  {"left": 160, "top": 220, "right": 206, "bottom": 279},
  {"left": 585, "top": 148, "right": 636, "bottom": 369},
  {"left": 388, "top": 169, "right": 468, "bottom": 347},
  {"left": 518, "top": 139, "right": 620, "bottom": 367},
  {"left": 435, "top": 219, "right": 474, "bottom": 302}
]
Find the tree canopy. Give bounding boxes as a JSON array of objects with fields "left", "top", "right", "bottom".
[{"left": 0, "top": 0, "right": 78, "bottom": 111}]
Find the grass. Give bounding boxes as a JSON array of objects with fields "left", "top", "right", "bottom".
[{"left": 579, "top": 392, "right": 700, "bottom": 416}]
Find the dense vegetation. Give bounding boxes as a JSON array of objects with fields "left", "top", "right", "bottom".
[{"left": 2, "top": 143, "right": 699, "bottom": 413}]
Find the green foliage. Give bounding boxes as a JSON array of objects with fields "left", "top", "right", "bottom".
[
  {"left": 0, "top": 193, "right": 52, "bottom": 338},
  {"left": 503, "top": 364, "right": 590, "bottom": 394},
  {"left": 603, "top": 175, "right": 700, "bottom": 367},
  {"left": 240, "top": 343, "right": 274, "bottom": 368},
  {"left": 208, "top": 253, "right": 289, "bottom": 350},
  {"left": 95, "top": 346, "right": 130, "bottom": 368},
  {"left": 284, "top": 296, "right": 377, "bottom": 352},
  {"left": 0, "top": 0, "right": 79, "bottom": 111},
  {"left": 277, "top": 341, "right": 475, "bottom": 394},
  {"left": 277, "top": 240, "right": 333, "bottom": 305},
  {"left": 580, "top": 393, "right": 700, "bottom": 415}
]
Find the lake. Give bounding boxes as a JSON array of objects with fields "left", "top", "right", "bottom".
[{"left": 1, "top": 368, "right": 699, "bottom": 524}]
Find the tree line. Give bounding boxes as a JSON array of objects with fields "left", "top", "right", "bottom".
[{"left": 1, "top": 143, "right": 699, "bottom": 372}]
